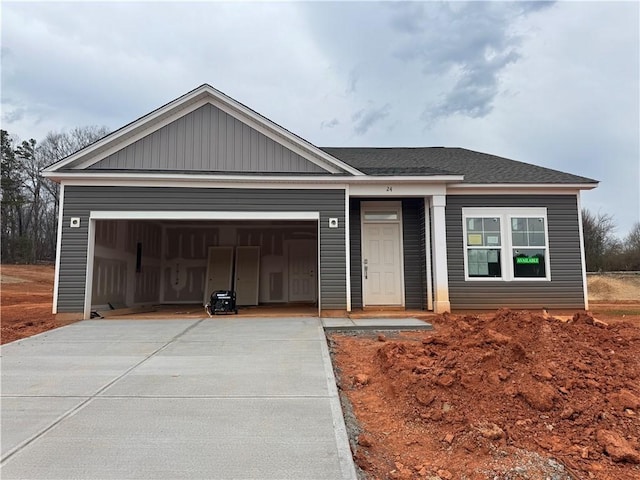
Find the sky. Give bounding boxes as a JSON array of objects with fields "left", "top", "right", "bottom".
[{"left": 2, "top": 1, "right": 639, "bottom": 236}]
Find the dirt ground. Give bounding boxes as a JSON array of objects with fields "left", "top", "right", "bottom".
[
  {"left": 0, "top": 264, "right": 79, "bottom": 344},
  {"left": 2, "top": 266, "right": 640, "bottom": 480},
  {"left": 330, "top": 275, "right": 640, "bottom": 480}
]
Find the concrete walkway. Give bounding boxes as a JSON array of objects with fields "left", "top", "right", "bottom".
[{"left": 0, "top": 318, "right": 357, "bottom": 479}]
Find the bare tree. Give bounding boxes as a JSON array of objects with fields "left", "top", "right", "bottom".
[
  {"left": 36, "top": 126, "right": 111, "bottom": 260},
  {"left": 581, "top": 208, "right": 618, "bottom": 272},
  {"left": 620, "top": 222, "right": 640, "bottom": 270},
  {"left": 1, "top": 126, "right": 110, "bottom": 263}
]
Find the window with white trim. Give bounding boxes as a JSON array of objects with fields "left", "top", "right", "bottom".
[{"left": 462, "top": 208, "right": 550, "bottom": 281}]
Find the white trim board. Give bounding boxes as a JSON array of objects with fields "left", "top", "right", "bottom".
[
  {"left": 89, "top": 211, "right": 320, "bottom": 221},
  {"left": 52, "top": 184, "right": 65, "bottom": 314},
  {"left": 576, "top": 192, "right": 589, "bottom": 310},
  {"left": 448, "top": 184, "right": 596, "bottom": 194},
  {"left": 83, "top": 218, "right": 97, "bottom": 320},
  {"left": 42, "top": 172, "right": 462, "bottom": 185},
  {"left": 344, "top": 184, "right": 351, "bottom": 312}
]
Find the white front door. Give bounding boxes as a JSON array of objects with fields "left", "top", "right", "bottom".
[
  {"left": 288, "top": 240, "right": 316, "bottom": 302},
  {"left": 235, "top": 246, "right": 260, "bottom": 306},
  {"left": 363, "top": 222, "right": 403, "bottom": 306}
]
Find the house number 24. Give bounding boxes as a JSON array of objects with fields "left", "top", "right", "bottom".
[{"left": 386, "top": 186, "right": 393, "bottom": 192}]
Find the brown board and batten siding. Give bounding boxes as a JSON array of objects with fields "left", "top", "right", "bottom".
[
  {"left": 89, "top": 104, "right": 327, "bottom": 173},
  {"left": 58, "top": 186, "right": 346, "bottom": 312},
  {"left": 446, "top": 194, "right": 585, "bottom": 309}
]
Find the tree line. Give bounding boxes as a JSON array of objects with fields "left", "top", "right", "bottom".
[
  {"left": 1, "top": 127, "right": 109, "bottom": 263},
  {"left": 582, "top": 209, "right": 640, "bottom": 272},
  {"left": 1, "top": 125, "right": 638, "bottom": 270}
]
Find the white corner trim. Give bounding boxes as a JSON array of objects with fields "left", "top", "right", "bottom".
[
  {"left": 424, "top": 197, "right": 433, "bottom": 311},
  {"left": 345, "top": 185, "right": 351, "bottom": 312},
  {"left": 430, "top": 196, "right": 450, "bottom": 313},
  {"left": 317, "top": 217, "right": 322, "bottom": 317},
  {"left": 432, "top": 195, "right": 446, "bottom": 208},
  {"left": 89, "top": 211, "right": 320, "bottom": 221},
  {"left": 83, "top": 218, "right": 96, "bottom": 320},
  {"left": 576, "top": 192, "right": 589, "bottom": 310},
  {"left": 52, "top": 183, "right": 65, "bottom": 314}
]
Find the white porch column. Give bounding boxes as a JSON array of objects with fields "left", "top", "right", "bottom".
[{"left": 430, "top": 195, "right": 451, "bottom": 313}]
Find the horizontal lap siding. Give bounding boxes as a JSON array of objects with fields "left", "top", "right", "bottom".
[
  {"left": 58, "top": 186, "right": 346, "bottom": 312},
  {"left": 446, "top": 195, "right": 585, "bottom": 309}
]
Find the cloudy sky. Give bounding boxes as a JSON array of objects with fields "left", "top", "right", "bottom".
[{"left": 2, "top": 1, "right": 638, "bottom": 235}]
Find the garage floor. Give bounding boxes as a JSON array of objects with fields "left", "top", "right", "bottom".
[
  {"left": 0, "top": 318, "right": 356, "bottom": 479},
  {"left": 97, "top": 303, "right": 319, "bottom": 319}
]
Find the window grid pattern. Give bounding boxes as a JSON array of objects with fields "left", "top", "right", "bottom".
[
  {"left": 465, "top": 217, "right": 502, "bottom": 278},
  {"left": 462, "top": 209, "right": 550, "bottom": 281}
]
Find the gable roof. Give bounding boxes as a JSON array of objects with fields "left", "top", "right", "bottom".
[
  {"left": 43, "top": 84, "right": 364, "bottom": 176},
  {"left": 321, "top": 147, "right": 599, "bottom": 185},
  {"left": 42, "top": 84, "right": 597, "bottom": 188}
]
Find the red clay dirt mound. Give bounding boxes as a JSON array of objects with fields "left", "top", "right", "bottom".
[{"left": 331, "top": 309, "right": 640, "bottom": 480}]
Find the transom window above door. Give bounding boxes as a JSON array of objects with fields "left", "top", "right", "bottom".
[
  {"left": 462, "top": 208, "right": 550, "bottom": 281},
  {"left": 363, "top": 211, "right": 399, "bottom": 221}
]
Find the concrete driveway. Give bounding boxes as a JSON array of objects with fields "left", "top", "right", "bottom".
[{"left": 1, "top": 318, "right": 357, "bottom": 479}]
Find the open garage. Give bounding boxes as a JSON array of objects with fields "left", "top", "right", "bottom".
[{"left": 90, "top": 218, "right": 319, "bottom": 313}]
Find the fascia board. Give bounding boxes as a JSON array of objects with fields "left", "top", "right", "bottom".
[
  {"left": 42, "top": 171, "right": 464, "bottom": 184},
  {"left": 447, "top": 183, "right": 598, "bottom": 193}
]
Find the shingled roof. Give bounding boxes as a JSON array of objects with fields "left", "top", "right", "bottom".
[{"left": 321, "top": 147, "right": 598, "bottom": 184}]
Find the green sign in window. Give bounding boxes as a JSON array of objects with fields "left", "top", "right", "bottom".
[{"left": 516, "top": 257, "right": 539, "bottom": 264}]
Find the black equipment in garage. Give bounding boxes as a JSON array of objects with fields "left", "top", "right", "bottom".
[{"left": 205, "top": 290, "right": 238, "bottom": 316}]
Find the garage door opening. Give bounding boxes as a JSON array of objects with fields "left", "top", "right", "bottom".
[{"left": 89, "top": 217, "right": 319, "bottom": 317}]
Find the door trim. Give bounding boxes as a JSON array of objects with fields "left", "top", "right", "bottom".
[{"left": 360, "top": 201, "right": 405, "bottom": 307}]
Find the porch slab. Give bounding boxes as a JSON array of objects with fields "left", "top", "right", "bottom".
[{"left": 323, "top": 317, "right": 433, "bottom": 331}]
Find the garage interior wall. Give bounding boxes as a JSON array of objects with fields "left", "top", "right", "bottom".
[{"left": 92, "top": 219, "right": 317, "bottom": 309}]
